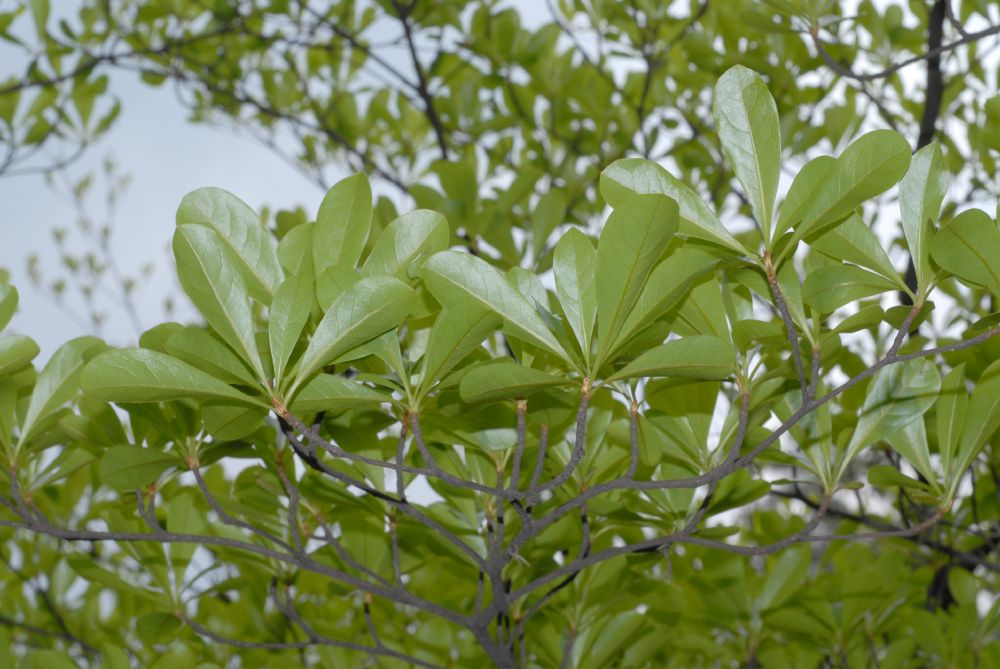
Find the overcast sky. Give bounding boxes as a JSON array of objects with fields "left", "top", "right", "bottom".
[{"left": 0, "top": 66, "right": 335, "bottom": 355}]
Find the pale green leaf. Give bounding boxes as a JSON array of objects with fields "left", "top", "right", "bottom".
[
  {"left": 596, "top": 193, "right": 678, "bottom": 356},
  {"left": 600, "top": 159, "right": 747, "bottom": 254},
  {"left": 291, "top": 276, "right": 412, "bottom": 393},
  {"left": 0, "top": 333, "right": 39, "bottom": 376},
  {"left": 422, "top": 250, "right": 566, "bottom": 360},
  {"left": 362, "top": 209, "right": 449, "bottom": 280},
  {"left": 289, "top": 374, "right": 389, "bottom": 414},
  {"left": 165, "top": 327, "right": 259, "bottom": 388},
  {"left": 20, "top": 336, "right": 104, "bottom": 445},
  {"left": 0, "top": 284, "right": 16, "bottom": 330},
  {"left": 809, "top": 214, "right": 902, "bottom": 287},
  {"left": 952, "top": 359, "right": 1000, "bottom": 483},
  {"left": 82, "top": 348, "right": 266, "bottom": 407},
  {"left": 606, "top": 246, "right": 718, "bottom": 360},
  {"left": 780, "top": 130, "right": 911, "bottom": 258},
  {"left": 885, "top": 416, "right": 936, "bottom": 486},
  {"left": 176, "top": 187, "right": 282, "bottom": 302},
  {"left": 173, "top": 225, "right": 265, "bottom": 383},
  {"left": 802, "top": 264, "right": 899, "bottom": 313},
  {"left": 419, "top": 302, "right": 501, "bottom": 397},
  {"left": 837, "top": 358, "right": 941, "bottom": 480},
  {"left": 268, "top": 274, "right": 313, "bottom": 386},
  {"left": 713, "top": 65, "right": 781, "bottom": 244},
  {"left": 314, "top": 173, "right": 372, "bottom": 275},
  {"left": 899, "top": 143, "right": 949, "bottom": 292},
  {"left": 936, "top": 364, "right": 967, "bottom": 482},
  {"left": 554, "top": 228, "right": 598, "bottom": 361}
]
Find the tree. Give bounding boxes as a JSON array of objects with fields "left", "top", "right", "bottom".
[{"left": 1, "top": 1, "right": 1000, "bottom": 668}]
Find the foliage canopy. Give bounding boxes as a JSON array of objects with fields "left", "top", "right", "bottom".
[{"left": 2, "top": 1, "right": 1000, "bottom": 668}]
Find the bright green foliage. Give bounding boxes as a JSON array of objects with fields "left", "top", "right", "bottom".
[
  {"left": 3, "top": 95, "right": 1000, "bottom": 663},
  {"left": 2, "top": 1, "right": 1000, "bottom": 667}
]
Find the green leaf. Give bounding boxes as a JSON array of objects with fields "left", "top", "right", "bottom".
[
  {"left": 20, "top": 336, "right": 104, "bottom": 445},
  {"left": 600, "top": 159, "right": 747, "bottom": 255},
  {"left": 28, "top": 0, "right": 49, "bottom": 37},
  {"left": 596, "top": 193, "right": 678, "bottom": 358},
  {"left": 277, "top": 222, "right": 314, "bottom": 277},
  {"left": 459, "top": 361, "right": 567, "bottom": 404},
  {"left": 607, "top": 246, "right": 718, "bottom": 359},
  {"left": 936, "top": 364, "right": 967, "bottom": 482},
  {"left": 531, "top": 190, "right": 568, "bottom": 259},
  {"left": 173, "top": 225, "right": 266, "bottom": 383},
  {"left": 291, "top": 276, "right": 412, "bottom": 393},
  {"left": 780, "top": 130, "right": 911, "bottom": 259},
  {"left": 607, "top": 336, "right": 736, "bottom": 382},
  {"left": 176, "top": 187, "right": 282, "bottom": 303},
  {"left": 82, "top": 349, "right": 266, "bottom": 407},
  {"left": 759, "top": 546, "right": 810, "bottom": 610},
  {"left": 713, "top": 65, "right": 781, "bottom": 244},
  {"left": 422, "top": 250, "right": 567, "bottom": 360},
  {"left": 0, "top": 379, "right": 15, "bottom": 449},
  {"left": 21, "top": 650, "right": 77, "bottom": 669},
  {"left": 809, "top": 214, "right": 902, "bottom": 287},
  {"left": 802, "top": 264, "right": 899, "bottom": 313},
  {"left": 0, "top": 284, "right": 17, "bottom": 330},
  {"left": 931, "top": 208, "right": 1000, "bottom": 296},
  {"left": 419, "top": 302, "right": 501, "bottom": 396},
  {"left": 952, "top": 359, "right": 1000, "bottom": 484},
  {"left": 885, "top": 416, "right": 936, "bottom": 485},
  {"left": 314, "top": 173, "right": 372, "bottom": 275},
  {"left": 554, "top": 228, "right": 598, "bottom": 362},
  {"left": 316, "top": 264, "right": 362, "bottom": 311},
  {"left": 867, "top": 465, "right": 932, "bottom": 491},
  {"left": 0, "top": 333, "right": 39, "bottom": 376},
  {"left": 289, "top": 374, "right": 389, "bottom": 413},
  {"left": 774, "top": 155, "right": 836, "bottom": 241},
  {"left": 361, "top": 209, "right": 449, "bottom": 280},
  {"left": 268, "top": 274, "right": 313, "bottom": 387},
  {"left": 899, "top": 143, "right": 949, "bottom": 293},
  {"left": 99, "top": 446, "right": 179, "bottom": 491},
  {"left": 164, "top": 327, "right": 259, "bottom": 388},
  {"left": 837, "top": 358, "right": 941, "bottom": 480},
  {"left": 201, "top": 403, "right": 266, "bottom": 441}
]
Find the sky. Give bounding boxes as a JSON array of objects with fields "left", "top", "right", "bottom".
[{"left": 0, "top": 69, "right": 328, "bottom": 355}]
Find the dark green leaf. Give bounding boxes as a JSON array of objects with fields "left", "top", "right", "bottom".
[
  {"left": 931, "top": 208, "right": 1000, "bottom": 296},
  {"left": 99, "top": 446, "right": 179, "bottom": 491},
  {"left": 459, "top": 361, "right": 567, "bottom": 404},
  {"left": 607, "top": 336, "right": 736, "bottom": 382}
]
